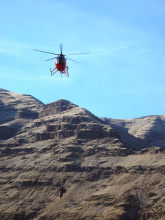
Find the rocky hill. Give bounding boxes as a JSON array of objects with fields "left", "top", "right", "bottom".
[
  {"left": 107, "top": 116, "right": 165, "bottom": 147},
  {"left": 0, "top": 89, "right": 165, "bottom": 220}
]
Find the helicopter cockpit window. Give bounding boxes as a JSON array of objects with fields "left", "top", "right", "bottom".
[
  {"left": 56, "top": 57, "right": 66, "bottom": 65},
  {"left": 56, "top": 58, "right": 60, "bottom": 64},
  {"left": 60, "top": 59, "right": 65, "bottom": 64}
]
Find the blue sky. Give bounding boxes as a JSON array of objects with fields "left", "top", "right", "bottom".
[{"left": 0, "top": 0, "right": 165, "bottom": 119}]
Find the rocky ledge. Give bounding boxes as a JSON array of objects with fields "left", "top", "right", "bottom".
[{"left": 35, "top": 100, "right": 119, "bottom": 141}]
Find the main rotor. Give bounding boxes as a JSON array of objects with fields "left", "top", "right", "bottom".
[{"left": 33, "top": 44, "right": 89, "bottom": 63}]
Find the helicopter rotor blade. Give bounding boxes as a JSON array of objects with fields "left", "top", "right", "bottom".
[
  {"left": 60, "top": 44, "right": 63, "bottom": 54},
  {"left": 33, "top": 49, "right": 59, "bottom": 56},
  {"left": 66, "top": 57, "right": 79, "bottom": 63},
  {"left": 66, "top": 52, "right": 90, "bottom": 56},
  {"left": 45, "top": 57, "right": 57, "bottom": 61}
]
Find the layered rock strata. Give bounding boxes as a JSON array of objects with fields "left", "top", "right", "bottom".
[{"left": 0, "top": 89, "right": 165, "bottom": 220}]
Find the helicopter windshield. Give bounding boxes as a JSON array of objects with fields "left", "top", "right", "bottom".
[{"left": 56, "top": 57, "right": 65, "bottom": 65}]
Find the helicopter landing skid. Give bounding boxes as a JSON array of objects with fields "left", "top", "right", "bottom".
[
  {"left": 50, "top": 67, "right": 69, "bottom": 77},
  {"left": 60, "top": 70, "right": 69, "bottom": 78},
  {"left": 50, "top": 67, "right": 58, "bottom": 76},
  {"left": 63, "top": 66, "right": 69, "bottom": 77}
]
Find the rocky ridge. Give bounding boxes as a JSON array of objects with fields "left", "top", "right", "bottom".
[
  {"left": 106, "top": 116, "right": 165, "bottom": 147},
  {"left": 0, "top": 89, "right": 165, "bottom": 220}
]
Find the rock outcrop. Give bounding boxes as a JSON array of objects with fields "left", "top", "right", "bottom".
[
  {"left": 0, "top": 89, "right": 165, "bottom": 220},
  {"left": 39, "top": 99, "right": 78, "bottom": 117},
  {"left": 34, "top": 100, "right": 120, "bottom": 143}
]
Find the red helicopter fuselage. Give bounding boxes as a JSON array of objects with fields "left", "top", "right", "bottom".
[
  {"left": 55, "top": 55, "right": 66, "bottom": 72},
  {"left": 53, "top": 55, "right": 69, "bottom": 77}
]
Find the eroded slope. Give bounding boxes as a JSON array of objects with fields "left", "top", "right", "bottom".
[{"left": 0, "top": 90, "right": 165, "bottom": 220}]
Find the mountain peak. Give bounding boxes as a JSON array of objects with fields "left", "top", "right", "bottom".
[
  {"left": 0, "top": 88, "right": 9, "bottom": 92},
  {"left": 39, "top": 99, "right": 78, "bottom": 117}
]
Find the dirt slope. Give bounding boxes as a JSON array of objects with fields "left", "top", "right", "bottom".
[{"left": 0, "top": 89, "right": 165, "bottom": 220}]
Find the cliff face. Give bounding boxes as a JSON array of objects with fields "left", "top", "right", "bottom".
[
  {"left": 39, "top": 99, "right": 78, "bottom": 117},
  {"left": 0, "top": 89, "right": 165, "bottom": 220},
  {"left": 35, "top": 99, "right": 120, "bottom": 143}
]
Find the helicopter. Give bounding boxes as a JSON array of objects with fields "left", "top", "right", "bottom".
[{"left": 33, "top": 44, "right": 89, "bottom": 77}]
